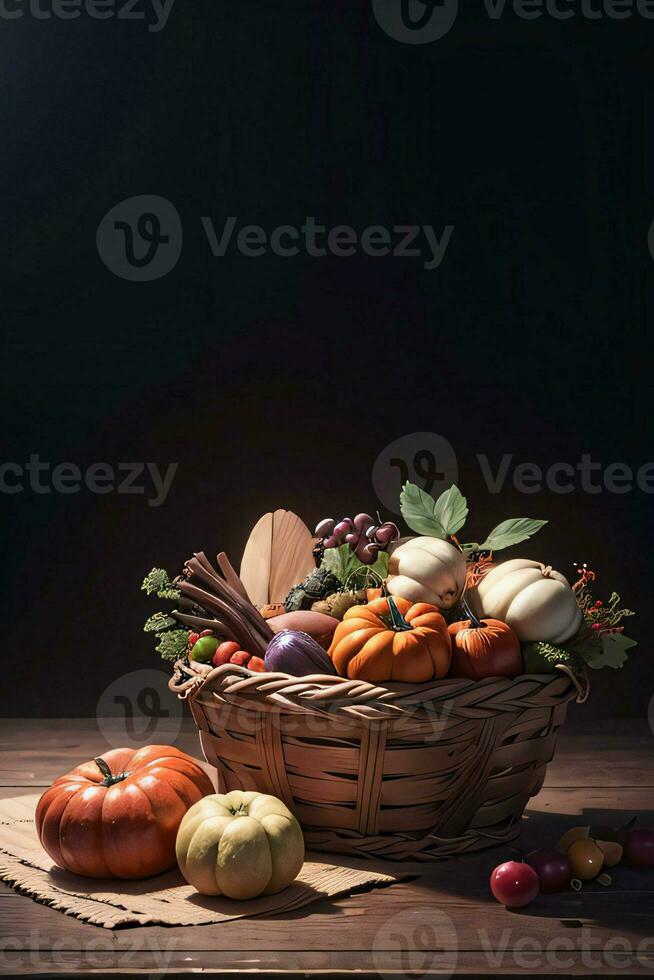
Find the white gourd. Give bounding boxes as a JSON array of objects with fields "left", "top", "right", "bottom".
[
  {"left": 467, "top": 558, "right": 582, "bottom": 644},
  {"left": 386, "top": 536, "right": 467, "bottom": 610}
]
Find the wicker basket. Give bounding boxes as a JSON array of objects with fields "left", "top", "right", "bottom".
[{"left": 170, "top": 660, "right": 587, "bottom": 861}]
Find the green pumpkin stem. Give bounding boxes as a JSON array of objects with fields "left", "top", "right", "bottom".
[
  {"left": 387, "top": 595, "right": 412, "bottom": 632},
  {"left": 461, "top": 595, "right": 485, "bottom": 630},
  {"left": 94, "top": 757, "right": 128, "bottom": 787}
]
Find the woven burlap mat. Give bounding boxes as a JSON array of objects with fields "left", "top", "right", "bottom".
[{"left": 0, "top": 794, "right": 407, "bottom": 928}]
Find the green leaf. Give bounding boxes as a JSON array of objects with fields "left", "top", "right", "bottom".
[
  {"left": 586, "top": 633, "right": 637, "bottom": 670},
  {"left": 477, "top": 518, "right": 548, "bottom": 552},
  {"left": 321, "top": 545, "right": 389, "bottom": 586},
  {"left": 142, "top": 568, "right": 172, "bottom": 595},
  {"left": 522, "top": 641, "right": 574, "bottom": 673},
  {"left": 368, "top": 550, "right": 389, "bottom": 581},
  {"left": 399, "top": 482, "right": 447, "bottom": 538},
  {"left": 157, "top": 587, "right": 181, "bottom": 600},
  {"left": 321, "top": 544, "right": 365, "bottom": 584},
  {"left": 155, "top": 629, "right": 189, "bottom": 662},
  {"left": 144, "top": 612, "right": 177, "bottom": 633},
  {"left": 141, "top": 568, "right": 180, "bottom": 600},
  {"left": 433, "top": 485, "right": 468, "bottom": 536}
]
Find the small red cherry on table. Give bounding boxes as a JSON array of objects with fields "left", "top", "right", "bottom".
[
  {"left": 526, "top": 848, "right": 571, "bottom": 893},
  {"left": 490, "top": 860, "right": 539, "bottom": 907},
  {"left": 624, "top": 829, "right": 654, "bottom": 868}
]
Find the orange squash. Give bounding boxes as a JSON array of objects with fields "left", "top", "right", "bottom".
[
  {"left": 35, "top": 745, "right": 213, "bottom": 879},
  {"left": 328, "top": 595, "right": 451, "bottom": 683},
  {"left": 448, "top": 617, "right": 522, "bottom": 680}
]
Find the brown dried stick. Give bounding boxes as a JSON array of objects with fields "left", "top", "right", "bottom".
[
  {"left": 170, "top": 611, "right": 232, "bottom": 635},
  {"left": 177, "top": 581, "right": 265, "bottom": 655},
  {"left": 189, "top": 553, "right": 273, "bottom": 643},
  {"left": 217, "top": 552, "right": 249, "bottom": 599}
]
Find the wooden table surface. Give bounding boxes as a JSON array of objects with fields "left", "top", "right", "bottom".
[{"left": 1, "top": 716, "right": 653, "bottom": 977}]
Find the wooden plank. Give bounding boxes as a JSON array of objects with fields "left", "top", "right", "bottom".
[
  {"left": 1, "top": 875, "right": 654, "bottom": 945},
  {"left": 0, "top": 719, "right": 653, "bottom": 975},
  {"left": 1, "top": 951, "right": 654, "bottom": 977},
  {"left": 2, "top": 718, "right": 653, "bottom": 787},
  {"left": 0, "top": 719, "right": 214, "bottom": 787}
]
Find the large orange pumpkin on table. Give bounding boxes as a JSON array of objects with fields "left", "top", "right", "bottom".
[
  {"left": 328, "top": 595, "right": 451, "bottom": 682},
  {"left": 35, "top": 745, "right": 213, "bottom": 879}
]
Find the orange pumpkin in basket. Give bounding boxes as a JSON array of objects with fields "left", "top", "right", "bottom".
[
  {"left": 328, "top": 595, "right": 451, "bottom": 682},
  {"left": 448, "top": 615, "right": 522, "bottom": 680},
  {"left": 35, "top": 745, "right": 213, "bottom": 879}
]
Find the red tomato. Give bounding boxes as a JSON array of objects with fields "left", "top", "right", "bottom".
[
  {"left": 490, "top": 860, "right": 539, "bottom": 907},
  {"left": 229, "top": 651, "right": 251, "bottom": 666},
  {"left": 188, "top": 632, "right": 200, "bottom": 649},
  {"left": 212, "top": 641, "right": 241, "bottom": 667},
  {"left": 247, "top": 656, "right": 266, "bottom": 672}
]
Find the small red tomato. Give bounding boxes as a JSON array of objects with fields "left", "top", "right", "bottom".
[
  {"left": 188, "top": 632, "right": 200, "bottom": 649},
  {"left": 212, "top": 640, "right": 241, "bottom": 667},
  {"left": 229, "top": 651, "right": 251, "bottom": 666},
  {"left": 247, "top": 656, "right": 266, "bottom": 672},
  {"left": 200, "top": 629, "right": 214, "bottom": 637},
  {"left": 490, "top": 860, "right": 539, "bottom": 907},
  {"left": 624, "top": 829, "right": 654, "bottom": 868},
  {"left": 526, "top": 848, "right": 572, "bottom": 893}
]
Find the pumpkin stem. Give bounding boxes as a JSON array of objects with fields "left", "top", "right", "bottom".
[
  {"left": 461, "top": 595, "right": 485, "bottom": 630},
  {"left": 94, "top": 757, "right": 128, "bottom": 787},
  {"left": 387, "top": 595, "right": 412, "bottom": 632}
]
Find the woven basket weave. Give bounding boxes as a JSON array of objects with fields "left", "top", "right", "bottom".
[{"left": 170, "top": 661, "right": 587, "bottom": 861}]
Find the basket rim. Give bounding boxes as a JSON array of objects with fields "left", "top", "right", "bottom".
[{"left": 169, "top": 658, "right": 588, "bottom": 718}]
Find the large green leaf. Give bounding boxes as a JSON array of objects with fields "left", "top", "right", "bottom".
[
  {"left": 433, "top": 485, "right": 468, "bottom": 536},
  {"left": 369, "top": 550, "right": 390, "bottom": 581},
  {"left": 322, "top": 544, "right": 390, "bottom": 586},
  {"left": 586, "top": 633, "right": 637, "bottom": 670},
  {"left": 477, "top": 517, "right": 548, "bottom": 552},
  {"left": 399, "top": 482, "right": 447, "bottom": 538},
  {"left": 321, "top": 544, "right": 361, "bottom": 583}
]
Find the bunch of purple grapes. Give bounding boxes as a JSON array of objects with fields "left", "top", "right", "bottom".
[{"left": 315, "top": 514, "right": 400, "bottom": 564}]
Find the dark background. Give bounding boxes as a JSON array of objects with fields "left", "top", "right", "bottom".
[{"left": 2, "top": 1, "right": 652, "bottom": 721}]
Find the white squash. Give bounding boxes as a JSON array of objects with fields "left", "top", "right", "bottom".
[
  {"left": 467, "top": 558, "right": 582, "bottom": 644},
  {"left": 176, "top": 791, "right": 305, "bottom": 899},
  {"left": 386, "top": 536, "right": 466, "bottom": 610}
]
